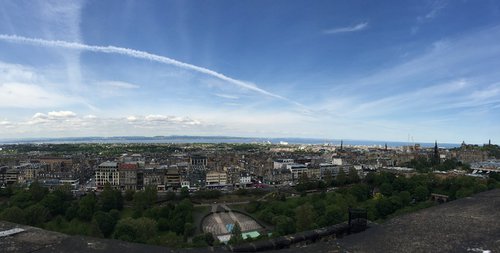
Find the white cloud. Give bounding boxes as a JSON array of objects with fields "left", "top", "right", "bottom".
[
  {"left": 323, "top": 22, "right": 368, "bottom": 34},
  {"left": 0, "top": 62, "right": 38, "bottom": 83},
  {"left": 413, "top": 0, "right": 448, "bottom": 34},
  {"left": 98, "top": 81, "right": 140, "bottom": 89},
  {"left": 28, "top": 111, "right": 77, "bottom": 125},
  {"left": 214, "top": 93, "right": 239, "bottom": 100},
  {"left": 143, "top": 115, "right": 200, "bottom": 125},
  {"left": 418, "top": 0, "right": 448, "bottom": 22},
  {"left": 126, "top": 116, "right": 138, "bottom": 122},
  {"left": 3, "top": 113, "right": 205, "bottom": 138},
  {"left": 47, "top": 111, "right": 77, "bottom": 118}
]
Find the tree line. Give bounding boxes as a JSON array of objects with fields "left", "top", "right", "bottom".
[{"left": 0, "top": 183, "right": 198, "bottom": 248}]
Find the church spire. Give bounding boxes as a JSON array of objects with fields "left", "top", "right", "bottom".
[{"left": 433, "top": 141, "right": 440, "bottom": 165}]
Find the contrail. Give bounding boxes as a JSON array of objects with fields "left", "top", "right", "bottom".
[{"left": 0, "top": 34, "right": 288, "bottom": 101}]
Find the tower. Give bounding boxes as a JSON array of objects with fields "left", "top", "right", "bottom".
[
  {"left": 340, "top": 140, "right": 343, "bottom": 151},
  {"left": 433, "top": 141, "right": 440, "bottom": 165}
]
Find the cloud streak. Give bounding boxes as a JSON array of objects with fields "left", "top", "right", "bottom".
[
  {"left": 323, "top": 22, "right": 368, "bottom": 34},
  {"left": 0, "top": 34, "right": 292, "bottom": 103},
  {"left": 98, "top": 81, "right": 140, "bottom": 89}
]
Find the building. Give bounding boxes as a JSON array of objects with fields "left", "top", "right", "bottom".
[
  {"left": 165, "top": 166, "right": 181, "bottom": 190},
  {"left": 181, "top": 180, "right": 191, "bottom": 189},
  {"left": 95, "top": 161, "right": 120, "bottom": 190},
  {"left": 307, "top": 167, "right": 321, "bottom": 180},
  {"left": 118, "top": 163, "right": 138, "bottom": 191},
  {"left": 143, "top": 166, "right": 166, "bottom": 190},
  {"left": 273, "top": 159, "right": 294, "bottom": 170},
  {"left": 319, "top": 163, "right": 350, "bottom": 179},
  {"left": 38, "top": 157, "right": 73, "bottom": 172},
  {"left": 286, "top": 164, "right": 308, "bottom": 181},
  {"left": 190, "top": 155, "right": 208, "bottom": 166},
  {"left": 206, "top": 171, "right": 227, "bottom": 186},
  {"left": 239, "top": 173, "right": 252, "bottom": 185},
  {"left": 0, "top": 166, "right": 19, "bottom": 186}
]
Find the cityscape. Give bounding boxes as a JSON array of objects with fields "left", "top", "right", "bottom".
[{"left": 1, "top": 1, "right": 500, "bottom": 252}]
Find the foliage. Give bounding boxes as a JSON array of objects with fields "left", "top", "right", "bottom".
[
  {"left": 78, "top": 193, "right": 97, "bottom": 221},
  {"left": 132, "top": 186, "right": 157, "bottom": 213},
  {"left": 25, "top": 204, "right": 50, "bottom": 226},
  {"left": 93, "top": 210, "right": 119, "bottom": 238},
  {"left": 1, "top": 206, "right": 26, "bottom": 224},
  {"left": 295, "top": 203, "right": 317, "bottom": 231},
  {"left": 113, "top": 217, "right": 158, "bottom": 243},
  {"left": 99, "top": 184, "right": 123, "bottom": 212},
  {"left": 273, "top": 215, "right": 295, "bottom": 235},
  {"left": 335, "top": 169, "right": 347, "bottom": 186},
  {"left": 228, "top": 222, "right": 243, "bottom": 245}
]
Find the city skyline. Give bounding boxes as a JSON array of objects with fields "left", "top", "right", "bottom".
[{"left": 1, "top": 1, "right": 500, "bottom": 143}]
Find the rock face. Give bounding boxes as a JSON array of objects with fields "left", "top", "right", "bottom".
[{"left": 336, "top": 189, "right": 500, "bottom": 253}]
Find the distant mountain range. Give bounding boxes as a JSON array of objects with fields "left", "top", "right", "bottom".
[{"left": 0, "top": 135, "right": 461, "bottom": 148}]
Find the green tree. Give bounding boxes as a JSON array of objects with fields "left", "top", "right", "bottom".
[
  {"left": 295, "top": 203, "right": 316, "bottom": 231},
  {"left": 272, "top": 215, "right": 295, "bottom": 235},
  {"left": 349, "top": 183, "right": 370, "bottom": 202},
  {"left": 65, "top": 201, "right": 79, "bottom": 221},
  {"left": 99, "top": 184, "right": 123, "bottom": 212},
  {"left": 320, "top": 205, "right": 344, "bottom": 226},
  {"left": 335, "top": 169, "right": 347, "bottom": 186},
  {"left": 78, "top": 193, "right": 97, "bottom": 221},
  {"left": 364, "top": 172, "right": 376, "bottom": 186},
  {"left": 113, "top": 217, "right": 158, "bottom": 243},
  {"left": 133, "top": 186, "right": 157, "bottom": 213},
  {"left": 322, "top": 170, "right": 334, "bottom": 186},
  {"left": 180, "top": 187, "right": 190, "bottom": 199},
  {"left": 93, "top": 211, "right": 118, "bottom": 238},
  {"left": 375, "top": 197, "right": 395, "bottom": 218},
  {"left": 170, "top": 199, "right": 193, "bottom": 235},
  {"left": 28, "top": 181, "right": 49, "bottom": 203},
  {"left": 41, "top": 193, "right": 66, "bottom": 217},
  {"left": 183, "top": 222, "right": 196, "bottom": 240},
  {"left": 379, "top": 183, "right": 393, "bottom": 196},
  {"left": 25, "top": 204, "right": 50, "bottom": 226},
  {"left": 228, "top": 222, "right": 243, "bottom": 245},
  {"left": 413, "top": 185, "right": 429, "bottom": 202},
  {"left": 348, "top": 168, "right": 360, "bottom": 184},
  {"left": 398, "top": 191, "right": 412, "bottom": 206},
  {"left": 10, "top": 191, "right": 34, "bottom": 209},
  {"left": 124, "top": 189, "right": 135, "bottom": 201},
  {"left": 1, "top": 206, "right": 26, "bottom": 224}
]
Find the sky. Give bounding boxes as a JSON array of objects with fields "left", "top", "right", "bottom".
[{"left": 0, "top": 0, "right": 500, "bottom": 144}]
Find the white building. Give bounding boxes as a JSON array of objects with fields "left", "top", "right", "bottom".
[
  {"left": 286, "top": 164, "right": 308, "bottom": 181},
  {"left": 239, "top": 175, "right": 252, "bottom": 184},
  {"left": 274, "top": 159, "right": 294, "bottom": 170},
  {"left": 95, "top": 161, "right": 119, "bottom": 190}
]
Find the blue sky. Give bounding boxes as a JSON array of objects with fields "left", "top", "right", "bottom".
[{"left": 0, "top": 0, "right": 500, "bottom": 143}]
